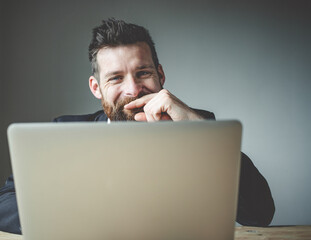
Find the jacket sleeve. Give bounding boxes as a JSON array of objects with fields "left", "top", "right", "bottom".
[
  {"left": 236, "top": 153, "right": 275, "bottom": 226},
  {"left": 0, "top": 175, "right": 21, "bottom": 234}
]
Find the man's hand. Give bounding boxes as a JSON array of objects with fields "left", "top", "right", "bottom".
[{"left": 124, "top": 89, "right": 204, "bottom": 122}]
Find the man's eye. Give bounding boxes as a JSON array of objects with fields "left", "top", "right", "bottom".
[
  {"left": 137, "top": 71, "right": 151, "bottom": 78},
  {"left": 109, "top": 76, "right": 122, "bottom": 82}
]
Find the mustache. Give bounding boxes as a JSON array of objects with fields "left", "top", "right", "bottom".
[{"left": 116, "top": 92, "right": 146, "bottom": 112}]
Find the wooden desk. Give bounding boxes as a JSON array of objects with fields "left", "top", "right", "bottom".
[
  {"left": 235, "top": 225, "right": 311, "bottom": 239},
  {"left": 0, "top": 231, "right": 20, "bottom": 240},
  {"left": 1, "top": 226, "right": 311, "bottom": 240}
]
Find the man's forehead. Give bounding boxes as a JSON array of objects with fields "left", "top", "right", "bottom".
[{"left": 96, "top": 42, "right": 153, "bottom": 65}]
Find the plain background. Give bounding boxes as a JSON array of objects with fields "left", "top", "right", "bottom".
[{"left": 0, "top": 0, "right": 310, "bottom": 225}]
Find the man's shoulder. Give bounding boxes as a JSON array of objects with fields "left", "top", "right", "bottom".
[{"left": 53, "top": 110, "right": 108, "bottom": 122}]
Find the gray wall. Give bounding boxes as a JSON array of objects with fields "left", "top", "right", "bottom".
[
  {"left": 0, "top": 0, "right": 6, "bottom": 185},
  {"left": 1, "top": 0, "right": 310, "bottom": 225}
]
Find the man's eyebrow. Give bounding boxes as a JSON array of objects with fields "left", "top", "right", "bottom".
[
  {"left": 104, "top": 65, "right": 155, "bottom": 79},
  {"left": 136, "top": 64, "right": 155, "bottom": 70}
]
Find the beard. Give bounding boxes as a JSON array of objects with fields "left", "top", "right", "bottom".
[{"left": 101, "top": 95, "right": 144, "bottom": 121}]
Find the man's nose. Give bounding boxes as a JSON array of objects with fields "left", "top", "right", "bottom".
[{"left": 123, "top": 76, "right": 142, "bottom": 97}]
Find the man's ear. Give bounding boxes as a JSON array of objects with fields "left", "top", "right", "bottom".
[
  {"left": 89, "top": 76, "right": 102, "bottom": 99},
  {"left": 157, "top": 64, "right": 166, "bottom": 87}
]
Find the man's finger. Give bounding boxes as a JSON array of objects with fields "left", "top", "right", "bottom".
[
  {"left": 161, "top": 113, "right": 172, "bottom": 121},
  {"left": 134, "top": 112, "right": 172, "bottom": 122},
  {"left": 134, "top": 112, "right": 147, "bottom": 121},
  {"left": 124, "top": 94, "right": 155, "bottom": 110}
]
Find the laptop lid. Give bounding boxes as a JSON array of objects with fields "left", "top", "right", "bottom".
[{"left": 8, "top": 120, "right": 242, "bottom": 240}]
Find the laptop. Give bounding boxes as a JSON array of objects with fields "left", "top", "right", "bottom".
[{"left": 7, "top": 120, "right": 242, "bottom": 240}]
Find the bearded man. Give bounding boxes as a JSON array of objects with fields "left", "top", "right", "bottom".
[{"left": 0, "top": 18, "right": 275, "bottom": 234}]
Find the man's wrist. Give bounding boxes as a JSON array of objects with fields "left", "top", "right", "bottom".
[{"left": 186, "top": 109, "right": 205, "bottom": 121}]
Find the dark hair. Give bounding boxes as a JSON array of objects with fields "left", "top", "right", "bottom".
[{"left": 88, "top": 18, "right": 159, "bottom": 79}]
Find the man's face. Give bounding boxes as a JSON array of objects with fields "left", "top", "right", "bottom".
[{"left": 89, "top": 42, "right": 165, "bottom": 121}]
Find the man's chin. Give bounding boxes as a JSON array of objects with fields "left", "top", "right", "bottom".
[
  {"left": 122, "top": 109, "right": 140, "bottom": 121},
  {"left": 101, "top": 98, "right": 143, "bottom": 121},
  {"left": 110, "top": 110, "right": 136, "bottom": 121},
  {"left": 109, "top": 109, "right": 143, "bottom": 121}
]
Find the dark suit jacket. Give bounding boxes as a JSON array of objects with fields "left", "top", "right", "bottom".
[{"left": 0, "top": 109, "right": 275, "bottom": 234}]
